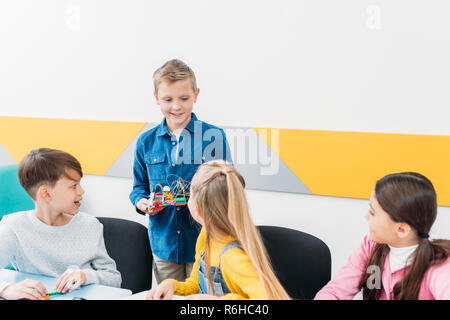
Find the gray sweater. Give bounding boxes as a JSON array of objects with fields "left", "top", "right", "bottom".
[{"left": 0, "top": 211, "right": 121, "bottom": 288}]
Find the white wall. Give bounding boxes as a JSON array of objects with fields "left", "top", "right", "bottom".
[
  {"left": 2, "top": 1, "right": 450, "bottom": 277},
  {"left": 1, "top": 1, "right": 450, "bottom": 134}
]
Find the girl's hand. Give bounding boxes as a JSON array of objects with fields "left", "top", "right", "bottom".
[
  {"left": 137, "top": 198, "right": 164, "bottom": 216},
  {"left": 0, "top": 279, "right": 47, "bottom": 300},
  {"left": 146, "top": 280, "right": 174, "bottom": 300},
  {"left": 55, "top": 268, "right": 86, "bottom": 293},
  {"left": 185, "top": 294, "right": 219, "bottom": 300}
]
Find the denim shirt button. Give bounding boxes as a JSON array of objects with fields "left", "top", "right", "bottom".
[
  {"left": 172, "top": 163, "right": 175, "bottom": 167},
  {"left": 177, "top": 230, "right": 181, "bottom": 234}
]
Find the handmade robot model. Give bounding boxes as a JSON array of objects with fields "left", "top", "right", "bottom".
[{"left": 146, "top": 175, "right": 191, "bottom": 211}]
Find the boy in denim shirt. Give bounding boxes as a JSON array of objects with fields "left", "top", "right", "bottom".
[{"left": 129, "top": 59, "right": 232, "bottom": 284}]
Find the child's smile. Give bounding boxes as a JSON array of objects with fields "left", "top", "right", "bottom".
[
  {"left": 155, "top": 78, "right": 199, "bottom": 133},
  {"left": 49, "top": 169, "right": 85, "bottom": 215}
]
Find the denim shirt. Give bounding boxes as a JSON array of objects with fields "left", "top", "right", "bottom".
[{"left": 129, "top": 113, "right": 232, "bottom": 263}]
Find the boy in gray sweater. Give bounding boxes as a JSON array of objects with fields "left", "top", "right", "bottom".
[{"left": 0, "top": 148, "right": 121, "bottom": 300}]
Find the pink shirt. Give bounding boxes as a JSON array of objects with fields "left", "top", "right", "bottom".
[{"left": 315, "top": 235, "right": 450, "bottom": 300}]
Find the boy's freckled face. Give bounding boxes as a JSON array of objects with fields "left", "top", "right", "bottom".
[
  {"left": 48, "top": 169, "right": 85, "bottom": 215},
  {"left": 155, "top": 78, "right": 199, "bottom": 132}
]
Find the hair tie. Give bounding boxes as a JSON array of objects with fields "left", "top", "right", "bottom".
[{"left": 418, "top": 232, "right": 430, "bottom": 239}]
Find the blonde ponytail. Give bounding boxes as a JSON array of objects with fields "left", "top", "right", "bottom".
[{"left": 191, "top": 160, "right": 290, "bottom": 300}]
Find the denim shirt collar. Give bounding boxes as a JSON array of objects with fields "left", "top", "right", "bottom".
[{"left": 156, "top": 113, "right": 199, "bottom": 137}]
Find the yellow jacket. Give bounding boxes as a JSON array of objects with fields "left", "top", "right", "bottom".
[{"left": 165, "top": 227, "right": 266, "bottom": 300}]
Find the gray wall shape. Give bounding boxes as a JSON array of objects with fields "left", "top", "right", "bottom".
[
  {"left": 104, "top": 123, "right": 311, "bottom": 195},
  {"left": 0, "top": 143, "right": 17, "bottom": 166},
  {"left": 105, "top": 123, "right": 157, "bottom": 178}
]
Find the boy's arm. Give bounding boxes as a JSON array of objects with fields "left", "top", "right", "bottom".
[
  {"left": 0, "top": 221, "right": 17, "bottom": 269},
  {"left": 0, "top": 221, "right": 17, "bottom": 296},
  {"left": 129, "top": 138, "right": 150, "bottom": 215},
  {"left": 0, "top": 281, "right": 10, "bottom": 297},
  {"left": 82, "top": 223, "right": 122, "bottom": 288}
]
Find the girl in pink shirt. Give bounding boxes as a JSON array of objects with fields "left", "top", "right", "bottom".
[{"left": 315, "top": 172, "right": 450, "bottom": 300}]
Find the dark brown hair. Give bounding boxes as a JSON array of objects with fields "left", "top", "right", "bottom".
[
  {"left": 18, "top": 148, "right": 83, "bottom": 200},
  {"left": 359, "top": 172, "right": 450, "bottom": 299}
]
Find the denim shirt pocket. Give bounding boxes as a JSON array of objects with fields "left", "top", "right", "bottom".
[{"left": 145, "top": 153, "right": 167, "bottom": 181}]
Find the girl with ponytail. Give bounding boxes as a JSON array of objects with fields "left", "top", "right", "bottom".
[
  {"left": 147, "top": 160, "right": 290, "bottom": 300},
  {"left": 315, "top": 172, "right": 450, "bottom": 300}
]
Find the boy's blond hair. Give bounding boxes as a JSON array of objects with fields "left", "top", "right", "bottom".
[
  {"left": 153, "top": 59, "right": 197, "bottom": 93},
  {"left": 191, "top": 160, "right": 291, "bottom": 300}
]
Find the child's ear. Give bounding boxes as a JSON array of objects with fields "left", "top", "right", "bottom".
[
  {"left": 154, "top": 91, "right": 160, "bottom": 105},
  {"left": 193, "top": 88, "right": 200, "bottom": 103},
  {"left": 192, "top": 203, "right": 204, "bottom": 224},
  {"left": 395, "top": 222, "right": 412, "bottom": 239},
  {"left": 192, "top": 202, "right": 202, "bottom": 217},
  {"left": 37, "top": 185, "right": 52, "bottom": 203}
]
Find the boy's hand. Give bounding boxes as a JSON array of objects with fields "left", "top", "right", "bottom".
[
  {"left": 55, "top": 268, "right": 86, "bottom": 293},
  {"left": 137, "top": 198, "right": 164, "bottom": 216},
  {"left": 0, "top": 279, "right": 47, "bottom": 300},
  {"left": 146, "top": 280, "right": 174, "bottom": 300}
]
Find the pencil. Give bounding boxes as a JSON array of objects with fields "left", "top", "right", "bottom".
[{"left": 44, "top": 291, "right": 63, "bottom": 300}]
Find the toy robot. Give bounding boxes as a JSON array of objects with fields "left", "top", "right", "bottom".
[{"left": 146, "top": 176, "right": 191, "bottom": 211}]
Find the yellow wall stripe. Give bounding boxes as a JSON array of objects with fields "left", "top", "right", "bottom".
[
  {"left": 1, "top": 116, "right": 449, "bottom": 207},
  {"left": 254, "top": 128, "right": 450, "bottom": 207},
  {"left": 0, "top": 117, "right": 146, "bottom": 175}
]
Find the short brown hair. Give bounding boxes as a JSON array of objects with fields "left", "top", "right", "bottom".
[
  {"left": 18, "top": 148, "right": 83, "bottom": 200},
  {"left": 153, "top": 59, "right": 197, "bottom": 93}
]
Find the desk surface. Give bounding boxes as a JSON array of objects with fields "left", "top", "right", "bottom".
[
  {"left": 121, "top": 290, "right": 185, "bottom": 300},
  {"left": 0, "top": 269, "right": 132, "bottom": 300}
]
